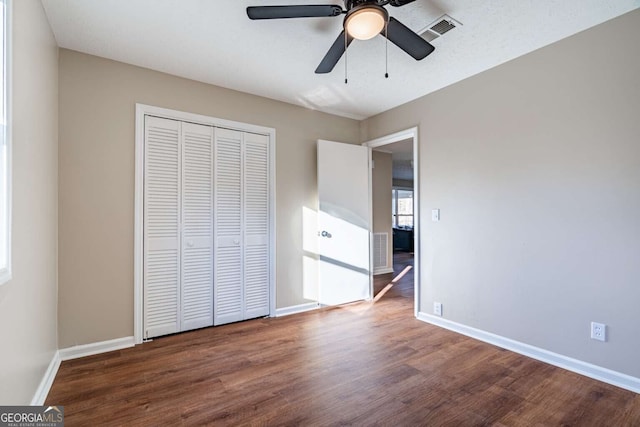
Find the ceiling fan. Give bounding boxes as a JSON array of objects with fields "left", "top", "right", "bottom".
[{"left": 247, "top": 1, "right": 435, "bottom": 74}]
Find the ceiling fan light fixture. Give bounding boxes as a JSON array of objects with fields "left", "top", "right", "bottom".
[{"left": 345, "top": 5, "right": 388, "bottom": 40}]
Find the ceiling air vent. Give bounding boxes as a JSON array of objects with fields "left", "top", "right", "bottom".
[{"left": 419, "top": 14, "right": 462, "bottom": 43}]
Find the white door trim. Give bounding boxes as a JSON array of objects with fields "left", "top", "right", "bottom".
[
  {"left": 134, "top": 104, "right": 277, "bottom": 344},
  {"left": 363, "top": 127, "right": 420, "bottom": 317}
]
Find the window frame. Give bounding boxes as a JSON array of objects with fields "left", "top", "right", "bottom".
[
  {"left": 0, "top": 0, "right": 12, "bottom": 285},
  {"left": 392, "top": 188, "right": 414, "bottom": 229}
]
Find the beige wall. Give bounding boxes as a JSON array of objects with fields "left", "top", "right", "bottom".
[
  {"left": 0, "top": 0, "right": 58, "bottom": 404},
  {"left": 58, "top": 50, "right": 360, "bottom": 347},
  {"left": 372, "top": 151, "right": 392, "bottom": 271},
  {"left": 362, "top": 9, "right": 640, "bottom": 377}
]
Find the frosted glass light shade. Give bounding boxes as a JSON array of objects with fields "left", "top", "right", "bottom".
[{"left": 345, "top": 7, "right": 387, "bottom": 40}]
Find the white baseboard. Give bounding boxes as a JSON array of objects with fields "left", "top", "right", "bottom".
[
  {"left": 30, "top": 337, "right": 137, "bottom": 405},
  {"left": 417, "top": 312, "right": 640, "bottom": 394},
  {"left": 373, "top": 267, "right": 394, "bottom": 275},
  {"left": 31, "top": 350, "right": 61, "bottom": 405},
  {"left": 59, "top": 336, "right": 136, "bottom": 361},
  {"left": 275, "top": 302, "right": 320, "bottom": 317}
]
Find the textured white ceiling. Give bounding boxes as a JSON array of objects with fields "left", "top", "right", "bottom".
[{"left": 41, "top": 0, "right": 639, "bottom": 119}]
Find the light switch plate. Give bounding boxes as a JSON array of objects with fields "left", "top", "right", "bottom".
[
  {"left": 434, "top": 302, "right": 443, "bottom": 316},
  {"left": 432, "top": 209, "right": 440, "bottom": 222}
]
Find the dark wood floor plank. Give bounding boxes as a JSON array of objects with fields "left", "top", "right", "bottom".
[{"left": 46, "top": 253, "right": 639, "bottom": 426}]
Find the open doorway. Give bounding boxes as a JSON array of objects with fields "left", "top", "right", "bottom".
[{"left": 365, "top": 128, "right": 419, "bottom": 316}]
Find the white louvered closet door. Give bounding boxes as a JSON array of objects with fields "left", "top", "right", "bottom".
[
  {"left": 214, "top": 128, "right": 244, "bottom": 325},
  {"left": 243, "top": 133, "right": 270, "bottom": 319},
  {"left": 181, "top": 122, "right": 214, "bottom": 331},
  {"left": 144, "top": 115, "right": 271, "bottom": 334},
  {"left": 144, "top": 116, "right": 181, "bottom": 339}
]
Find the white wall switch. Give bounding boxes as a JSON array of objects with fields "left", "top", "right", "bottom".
[
  {"left": 434, "top": 302, "right": 443, "bottom": 317},
  {"left": 432, "top": 209, "right": 440, "bottom": 222}
]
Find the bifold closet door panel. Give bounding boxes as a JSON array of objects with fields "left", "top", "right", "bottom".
[
  {"left": 144, "top": 116, "right": 181, "bottom": 339},
  {"left": 181, "top": 122, "right": 214, "bottom": 331},
  {"left": 243, "top": 133, "right": 270, "bottom": 319},
  {"left": 214, "top": 128, "right": 244, "bottom": 325}
]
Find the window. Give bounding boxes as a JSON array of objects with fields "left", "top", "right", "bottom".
[
  {"left": 392, "top": 189, "right": 413, "bottom": 228},
  {"left": 0, "top": 0, "right": 10, "bottom": 284}
]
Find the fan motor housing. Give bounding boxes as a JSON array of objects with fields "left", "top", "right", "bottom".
[
  {"left": 345, "top": 0, "right": 379, "bottom": 10},
  {"left": 388, "top": 0, "right": 417, "bottom": 6},
  {"left": 345, "top": 0, "right": 417, "bottom": 10},
  {"left": 344, "top": 3, "right": 389, "bottom": 19}
]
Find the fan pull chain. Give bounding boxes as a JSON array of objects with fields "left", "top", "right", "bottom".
[
  {"left": 385, "top": 20, "right": 389, "bottom": 79},
  {"left": 344, "top": 31, "right": 348, "bottom": 84}
]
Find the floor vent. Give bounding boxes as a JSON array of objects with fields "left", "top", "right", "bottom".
[{"left": 419, "top": 14, "right": 462, "bottom": 43}]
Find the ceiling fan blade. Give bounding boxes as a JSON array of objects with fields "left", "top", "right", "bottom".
[
  {"left": 388, "top": 0, "right": 417, "bottom": 6},
  {"left": 315, "top": 30, "right": 354, "bottom": 74},
  {"left": 382, "top": 17, "right": 435, "bottom": 60},
  {"left": 247, "top": 5, "right": 343, "bottom": 20}
]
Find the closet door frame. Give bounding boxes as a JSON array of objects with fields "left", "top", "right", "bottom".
[{"left": 134, "top": 104, "right": 276, "bottom": 344}]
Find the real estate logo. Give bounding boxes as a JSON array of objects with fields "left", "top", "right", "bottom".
[{"left": 0, "top": 406, "right": 64, "bottom": 427}]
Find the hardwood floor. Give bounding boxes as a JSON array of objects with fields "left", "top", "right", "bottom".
[
  {"left": 373, "top": 251, "right": 414, "bottom": 299},
  {"left": 47, "top": 255, "right": 639, "bottom": 426}
]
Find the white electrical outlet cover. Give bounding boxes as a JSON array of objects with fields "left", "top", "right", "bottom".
[{"left": 591, "top": 322, "right": 606, "bottom": 342}]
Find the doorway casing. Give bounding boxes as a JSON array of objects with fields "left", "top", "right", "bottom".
[{"left": 363, "top": 127, "right": 420, "bottom": 317}]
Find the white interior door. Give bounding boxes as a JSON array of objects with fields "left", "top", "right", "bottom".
[
  {"left": 243, "top": 132, "right": 270, "bottom": 319},
  {"left": 144, "top": 116, "right": 181, "bottom": 338},
  {"left": 139, "top": 107, "right": 274, "bottom": 340},
  {"left": 317, "top": 140, "right": 371, "bottom": 306},
  {"left": 214, "top": 129, "right": 271, "bottom": 324},
  {"left": 181, "top": 122, "right": 214, "bottom": 331},
  {"left": 214, "top": 128, "right": 244, "bottom": 325}
]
